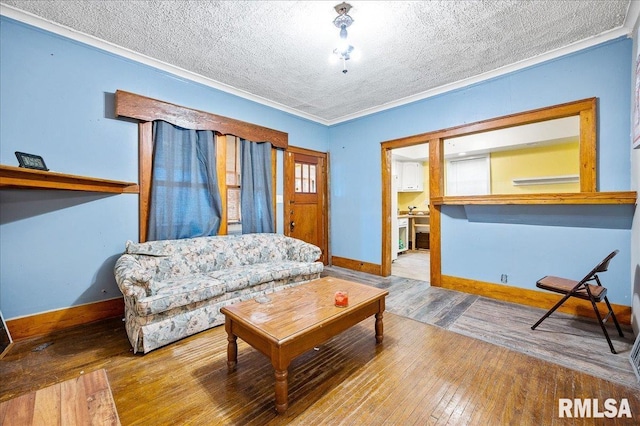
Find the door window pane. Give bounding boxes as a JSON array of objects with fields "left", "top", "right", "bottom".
[
  {"left": 310, "top": 165, "right": 316, "bottom": 193},
  {"left": 302, "top": 164, "right": 310, "bottom": 192},
  {"left": 295, "top": 163, "right": 302, "bottom": 192},
  {"left": 295, "top": 162, "right": 318, "bottom": 194}
]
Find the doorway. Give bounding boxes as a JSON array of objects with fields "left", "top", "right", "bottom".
[
  {"left": 390, "top": 144, "right": 430, "bottom": 282},
  {"left": 284, "top": 147, "right": 329, "bottom": 264}
]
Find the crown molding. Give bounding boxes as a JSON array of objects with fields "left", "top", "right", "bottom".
[
  {"left": 1, "top": 2, "right": 635, "bottom": 127},
  {"left": 625, "top": 0, "right": 640, "bottom": 33},
  {"left": 0, "top": 3, "right": 330, "bottom": 125},
  {"left": 330, "top": 26, "right": 634, "bottom": 125}
]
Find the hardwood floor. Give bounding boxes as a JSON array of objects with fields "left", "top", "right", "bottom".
[
  {"left": 327, "top": 266, "right": 638, "bottom": 389},
  {"left": 392, "top": 249, "right": 430, "bottom": 282},
  {"left": 0, "top": 369, "right": 120, "bottom": 425},
  {"left": 388, "top": 250, "right": 640, "bottom": 389},
  {"left": 1, "top": 267, "right": 639, "bottom": 424}
]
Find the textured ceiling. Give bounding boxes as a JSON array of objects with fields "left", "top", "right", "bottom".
[{"left": 1, "top": 1, "right": 633, "bottom": 123}]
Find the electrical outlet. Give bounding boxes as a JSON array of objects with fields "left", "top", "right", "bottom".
[{"left": 500, "top": 274, "right": 508, "bottom": 283}]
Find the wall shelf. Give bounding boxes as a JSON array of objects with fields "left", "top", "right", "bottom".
[
  {"left": 431, "top": 191, "right": 637, "bottom": 206},
  {"left": 0, "top": 165, "right": 139, "bottom": 194},
  {"left": 512, "top": 175, "right": 579, "bottom": 186}
]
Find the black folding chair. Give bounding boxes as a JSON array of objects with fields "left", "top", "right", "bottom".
[{"left": 531, "top": 250, "right": 624, "bottom": 354}]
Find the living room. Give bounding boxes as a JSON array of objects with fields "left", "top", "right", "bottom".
[{"left": 1, "top": 1, "right": 640, "bottom": 423}]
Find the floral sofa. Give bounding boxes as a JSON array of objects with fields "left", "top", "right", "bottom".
[{"left": 114, "top": 233, "right": 323, "bottom": 353}]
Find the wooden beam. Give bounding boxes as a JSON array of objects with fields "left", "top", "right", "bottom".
[
  {"left": 138, "top": 122, "right": 153, "bottom": 242},
  {"left": 115, "top": 90, "right": 288, "bottom": 149},
  {"left": 380, "top": 147, "right": 392, "bottom": 276},
  {"left": 429, "top": 138, "right": 444, "bottom": 286},
  {"left": 384, "top": 97, "right": 597, "bottom": 144},
  {"left": 579, "top": 99, "right": 597, "bottom": 192},
  {"left": 430, "top": 191, "right": 637, "bottom": 205}
]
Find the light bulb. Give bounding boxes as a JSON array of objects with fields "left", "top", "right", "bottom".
[{"left": 337, "top": 38, "right": 350, "bottom": 55}]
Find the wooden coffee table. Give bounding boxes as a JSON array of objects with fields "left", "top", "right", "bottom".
[{"left": 220, "top": 276, "right": 388, "bottom": 414}]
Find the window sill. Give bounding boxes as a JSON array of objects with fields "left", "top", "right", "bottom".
[{"left": 430, "top": 191, "right": 637, "bottom": 206}]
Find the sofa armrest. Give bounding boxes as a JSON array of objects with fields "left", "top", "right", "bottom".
[
  {"left": 287, "top": 237, "right": 322, "bottom": 263},
  {"left": 114, "top": 254, "right": 152, "bottom": 299}
]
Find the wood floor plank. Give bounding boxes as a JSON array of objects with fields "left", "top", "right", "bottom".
[
  {"left": 60, "top": 374, "right": 87, "bottom": 426},
  {"left": 0, "top": 395, "right": 6, "bottom": 424},
  {"left": 0, "top": 392, "right": 36, "bottom": 426},
  {"left": 32, "top": 383, "right": 61, "bottom": 426},
  {"left": 81, "top": 370, "right": 120, "bottom": 426}
]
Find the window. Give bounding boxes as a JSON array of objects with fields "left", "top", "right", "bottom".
[
  {"left": 226, "top": 136, "right": 242, "bottom": 235},
  {"left": 446, "top": 155, "right": 490, "bottom": 196},
  {"left": 147, "top": 121, "right": 222, "bottom": 241},
  {"left": 443, "top": 115, "right": 581, "bottom": 196},
  {"left": 114, "top": 90, "right": 288, "bottom": 242}
]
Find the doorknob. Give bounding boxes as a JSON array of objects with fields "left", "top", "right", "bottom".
[{"left": 290, "top": 221, "right": 296, "bottom": 230}]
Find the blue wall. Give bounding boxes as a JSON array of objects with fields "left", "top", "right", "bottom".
[
  {"left": 0, "top": 17, "right": 327, "bottom": 319},
  {"left": 0, "top": 16, "right": 635, "bottom": 320},
  {"left": 328, "top": 37, "right": 634, "bottom": 305}
]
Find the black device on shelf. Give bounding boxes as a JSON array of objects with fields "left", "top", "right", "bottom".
[{"left": 15, "top": 151, "right": 48, "bottom": 171}]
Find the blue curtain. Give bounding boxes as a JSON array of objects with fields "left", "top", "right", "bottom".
[
  {"left": 148, "top": 120, "right": 223, "bottom": 240},
  {"left": 240, "top": 139, "right": 274, "bottom": 233}
]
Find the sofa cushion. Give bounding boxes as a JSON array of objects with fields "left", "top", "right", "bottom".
[
  {"left": 124, "top": 234, "right": 298, "bottom": 280},
  {"left": 135, "top": 275, "right": 226, "bottom": 316},
  {"left": 208, "top": 261, "right": 324, "bottom": 292},
  {"left": 126, "top": 238, "right": 222, "bottom": 280}
]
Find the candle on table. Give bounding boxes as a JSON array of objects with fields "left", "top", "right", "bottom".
[{"left": 334, "top": 290, "right": 348, "bottom": 307}]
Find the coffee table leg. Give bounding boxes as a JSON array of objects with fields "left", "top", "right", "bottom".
[
  {"left": 226, "top": 321, "right": 237, "bottom": 370},
  {"left": 274, "top": 368, "right": 289, "bottom": 413},
  {"left": 375, "top": 311, "right": 384, "bottom": 344}
]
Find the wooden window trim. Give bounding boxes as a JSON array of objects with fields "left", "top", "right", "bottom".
[
  {"left": 115, "top": 90, "right": 288, "bottom": 242},
  {"left": 380, "top": 97, "right": 637, "bottom": 280},
  {"left": 115, "top": 90, "right": 288, "bottom": 148}
]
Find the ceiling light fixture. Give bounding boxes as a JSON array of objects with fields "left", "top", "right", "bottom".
[{"left": 332, "top": 2, "right": 355, "bottom": 74}]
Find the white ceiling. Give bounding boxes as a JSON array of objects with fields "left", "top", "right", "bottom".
[{"left": 1, "top": 1, "right": 636, "bottom": 124}]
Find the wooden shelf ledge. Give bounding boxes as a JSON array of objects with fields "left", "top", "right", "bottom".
[
  {"left": 0, "top": 165, "right": 139, "bottom": 194},
  {"left": 431, "top": 191, "right": 637, "bottom": 206}
]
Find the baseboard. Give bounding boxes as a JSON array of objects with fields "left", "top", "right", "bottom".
[
  {"left": 438, "top": 275, "right": 632, "bottom": 325},
  {"left": 6, "top": 297, "right": 124, "bottom": 341},
  {"left": 331, "top": 256, "right": 382, "bottom": 276}
]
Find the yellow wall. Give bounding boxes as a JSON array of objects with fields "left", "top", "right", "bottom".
[
  {"left": 398, "top": 160, "right": 430, "bottom": 212},
  {"left": 490, "top": 141, "right": 580, "bottom": 194}
]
